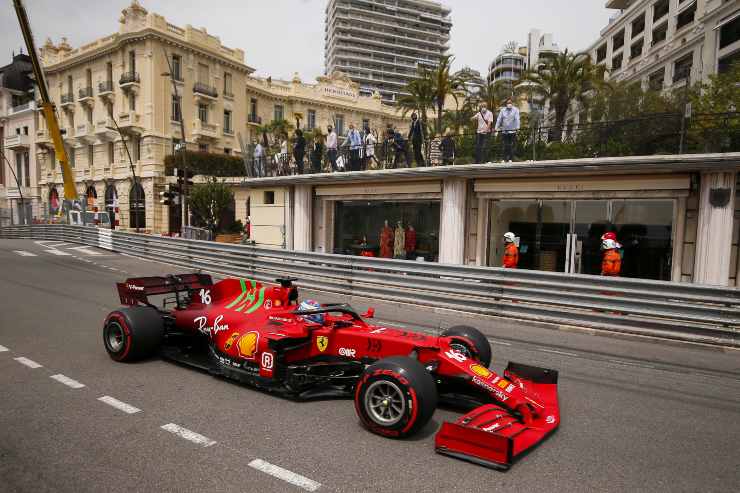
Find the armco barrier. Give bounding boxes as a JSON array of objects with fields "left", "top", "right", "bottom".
[{"left": 2, "top": 225, "right": 739, "bottom": 347}]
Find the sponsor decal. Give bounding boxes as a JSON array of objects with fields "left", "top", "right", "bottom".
[
  {"left": 469, "top": 364, "right": 492, "bottom": 379},
  {"left": 472, "top": 377, "right": 509, "bottom": 402},
  {"left": 546, "top": 415, "right": 556, "bottom": 424},
  {"left": 264, "top": 299, "right": 273, "bottom": 309},
  {"left": 444, "top": 349, "right": 467, "bottom": 363},
  {"left": 366, "top": 339, "right": 382, "bottom": 352},
  {"left": 199, "top": 288, "right": 211, "bottom": 304},
  {"left": 224, "top": 332, "right": 239, "bottom": 350},
  {"left": 261, "top": 352, "right": 274, "bottom": 370},
  {"left": 226, "top": 279, "right": 266, "bottom": 314},
  {"left": 338, "top": 347, "right": 356, "bottom": 357},
  {"left": 126, "top": 284, "right": 144, "bottom": 291},
  {"left": 269, "top": 316, "right": 293, "bottom": 323},
  {"left": 214, "top": 354, "right": 241, "bottom": 369},
  {"left": 497, "top": 379, "right": 510, "bottom": 390},
  {"left": 505, "top": 384, "right": 515, "bottom": 393},
  {"left": 370, "top": 327, "right": 386, "bottom": 334},
  {"left": 237, "top": 331, "right": 259, "bottom": 359},
  {"left": 482, "top": 423, "right": 500, "bottom": 432},
  {"left": 316, "top": 335, "right": 329, "bottom": 353},
  {"left": 194, "top": 314, "right": 229, "bottom": 336}
]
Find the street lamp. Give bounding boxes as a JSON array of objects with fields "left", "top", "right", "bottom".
[{"left": 161, "top": 49, "right": 190, "bottom": 231}]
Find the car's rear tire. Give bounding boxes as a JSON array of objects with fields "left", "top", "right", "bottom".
[
  {"left": 442, "top": 325, "right": 492, "bottom": 367},
  {"left": 355, "top": 356, "right": 437, "bottom": 438},
  {"left": 103, "top": 307, "right": 163, "bottom": 362}
]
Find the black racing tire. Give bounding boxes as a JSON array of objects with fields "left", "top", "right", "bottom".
[
  {"left": 442, "top": 325, "right": 492, "bottom": 367},
  {"left": 103, "top": 306, "right": 164, "bottom": 362},
  {"left": 354, "top": 356, "right": 437, "bottom": 438}
]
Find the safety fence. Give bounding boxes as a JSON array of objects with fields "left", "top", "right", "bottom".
[{"left": 2, "top": 224, "right": 739, "bottom": 348}]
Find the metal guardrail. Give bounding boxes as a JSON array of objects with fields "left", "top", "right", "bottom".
[{"left": 2, "top": 224, "right": 738, "bottom": 347}]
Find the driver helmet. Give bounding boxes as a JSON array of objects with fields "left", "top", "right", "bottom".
[
  {"left": 601, "top": 239, "right": 618, "bottom": 251},
  {"left": 503, "top": 232, "right": 516, "bottom": 243},
  {"left": 299, "top": 299, "right": 324, "bottom": 324},
  {"left": 601, "top": 231, "right": 617, "bottom": 242}
]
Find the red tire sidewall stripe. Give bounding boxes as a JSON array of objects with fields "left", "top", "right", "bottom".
[
  {"left": 105, "top": 312, "right": 132, "bottom": 361},
  {"left": 356, "top": 369, "right": 419, "bottom": 437}
]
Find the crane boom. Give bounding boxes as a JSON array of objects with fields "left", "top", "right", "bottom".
[{"left": 13, "top": 0, "right": 77, "bottom": 201}]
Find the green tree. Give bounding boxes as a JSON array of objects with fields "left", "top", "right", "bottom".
[
  {"left": 430, "top": 55, "right": 468, "bottom": 134},
  {"left": 519, "top": 49, "right": 606, "bottom": 128},
  {"left": 188, "top": 178, "right": 234, "bottom": 235}
]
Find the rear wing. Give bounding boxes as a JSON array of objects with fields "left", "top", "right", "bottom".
[{"left": 116, "top": 273, "right": 213, "bottom": 306}]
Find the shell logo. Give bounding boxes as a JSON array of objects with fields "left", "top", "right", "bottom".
[
  {"left": 237, "top": 331, "right": 259, "bottom": 359},
  {"left": 469, "top": 364, "right": 492, "bottom": 379}
]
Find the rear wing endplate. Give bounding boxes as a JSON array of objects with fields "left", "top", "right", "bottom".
[{"left": 116, "top": 273, "right": 213, "bottom": 306}]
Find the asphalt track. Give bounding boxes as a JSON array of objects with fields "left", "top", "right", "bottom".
[{"left": 0, "top": 238, "right": 739, "bottom": 493}]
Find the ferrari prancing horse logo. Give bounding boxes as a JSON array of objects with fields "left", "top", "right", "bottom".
[{"left": 316, "top": 336, "right": 329, "bottom": 353}]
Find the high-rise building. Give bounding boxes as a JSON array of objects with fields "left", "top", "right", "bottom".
[
  {"left": 586, "top": 0, "right": 740, "bottom": 89},
  {"left": 526, "top": 29, "right": 559, "bottom": 72},
  {"left": 324, "top": 0, "right": 452, "bottom": 104}
]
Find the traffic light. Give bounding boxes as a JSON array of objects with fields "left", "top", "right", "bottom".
[
  {"left": 159, "top": 184, "right": 180, "bottom": 206},
  {"left": 174, "top": 168, "right": 194, "bottom": 188}
]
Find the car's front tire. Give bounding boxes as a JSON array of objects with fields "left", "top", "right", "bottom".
[
  {"left": 354, "top": 356, "right": 437, "bottom": 438},
  {"left": 103, "top": 306, "right": 163, "bottom": 362},
  {"left": 442, "top": 325, "right": 492, "bottom": 367}
]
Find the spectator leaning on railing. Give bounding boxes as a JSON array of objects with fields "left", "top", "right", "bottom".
[
  {"left": 440, "top": 128, "right": 455, "bottom": 166},
  {"left": 326, "top": 125, "right": 338, "bottom": 172},
  {"left": 364, "top": 126, "right": 380, "bottom": 170},
  {"left": 293, "top": 129, "right": 306, "bottom": 175},
  {"left": 253, "top": 139, "right": 265, "bottom": 178},
  {"left": 408, "top": 112, "right": 425, "bottom": 167},
  {"left": 495, "top": 98, "right": 521, "bottom": 163},
  {"left": 471, "top": 102, "right": 494, "bottom": 164},
  {"left": 345, "top": 123, "right": 363, "bottom": 172}
]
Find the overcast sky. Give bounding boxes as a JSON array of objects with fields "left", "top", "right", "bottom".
[{"left": 1, "top": 0, "right": 613, "bottom": 80}]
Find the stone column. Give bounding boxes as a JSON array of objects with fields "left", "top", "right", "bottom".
[
  {"left": 438, "top": 177, "right": 467, "bottom": 265},
  {"left": 694, "top": 171, "right": 736, "bottom": 286},
  {"left": 293, "top": 184, "right": 312, "bottom": 252}
]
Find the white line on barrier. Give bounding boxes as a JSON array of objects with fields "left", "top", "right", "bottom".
[
  {"left": 50, "top": 374, "right": 85, "bottom": 389},
  {"left": 14, "top": 357, "right": 42, "bottom": 368},
  {"left": 0, "top": 344, "right": 9, "bottom": 352},
  {"left": 248, "top": 459, "right": 321, "bottom": 491},
  {"left": 13, "top": 250, "right": 37, "bottom": 256},
  {"left": 538, "top": 349, "right": 577, "bottom": 357},
  {"left": 160, "top": 423, "right": 216, "bottom": 447},
  {"left": 98, "top": 395, "right": 141, "bottom": 414}
]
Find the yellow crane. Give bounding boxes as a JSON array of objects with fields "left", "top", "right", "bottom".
[{"left": 12, "top": 0, "right": 77, "bottom": 205}]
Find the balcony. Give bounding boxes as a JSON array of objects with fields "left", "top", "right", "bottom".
[
  {"left": 78, "top": 86, "right": 94, "bottom": 102},
  {"left": 192, "top": 119, "right": 219, "bottom": 140},
  {"left": 75, "top": 122, "right": 96, "bottom": 143},
  {"left": 60, "top": 93, "right": 75, "bottom": 110},
  {"left": 6, "top": 187, "right": 31, "bottom": 200},
  {"left": 95, "top": 117, "right": 118, "bottom": 141},
  {"left": 116, "top": 111, "right": 143, "bottom": 133},
  {"left": 60, "top": 126, "right": 75, "bottom": 140},
  {"left": 193, "top": 82, "right": 218, "bottom": 102},
  {"left": 119, "top": 72, "right": 140, "bottom": 91},
  {"left": 9, "top": 101, "right": 35, "bottom": 114},
  {"left": 4, "top": 134, "right": 30, "bottom": 150},
  {"left": 36, "top": 128, "right": 52, "bottom": 148},
  {"left": 248, "top": 114, "right": 262, "bottom": 125}
]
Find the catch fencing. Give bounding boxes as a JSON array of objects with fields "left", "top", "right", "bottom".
[{"left": 2, "top": 224, "right": 738, "bottom": 348}]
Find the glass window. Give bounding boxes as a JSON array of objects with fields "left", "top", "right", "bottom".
[
  {"left": 648, "top": 68, "right": 665, "bottom": 91},
  {"left": 198, "top": 63, "right": 209, "bottom": 85},
  {"left": 335, "top": 114, "right": 345, "bottom": 136},
  {"left": 129, "top": 93, "right": 136, "bottom": 111},
  {"left": 224, "top": 110, "right": 232, "bottom": 133},
  {"left": 198, "top": 103, "right": 208, "bottom": 123},
  {"left": 224, "top": 72, "right": 232, "bottom": 95},
  {"left": 108, "top": 142, "right": 114, "bottom": 164},
  {"left": 274, "top": 104, "right": 284, "bottom": 122},
  {"left": 674, "top": 54, "right": 693, "bottom": 82},
  {"left": 198, "top": 143, "right": 208, "bottom": 153},
  {"left": 720, "top": 15, "right": 740, "bottom": 49},
  {"left": 334, "top": 200, "right": 441, "bottom": 262},
  {"left": 133, "top": 137, "right": 141, "bottom": 162},
  {"left": 49, "top": 149, "right": 56, "bottom": 170},
  {"left": 250, "top": 98, "right": 258, "bottom": 117},
  {"left": 676, "top": 2, "right": 696, "bottom": 31},
  {"left": 172, "top": 95, "right": 182, "bottom": 121},
  {"left": 612, "top": 200, "right": 674, "bottom": 280},
  {"left": 307, "top": 109, "right": 316, "bottom": 130},
  {"left": 88, "top": 144, "right": 94, "bottom": 168},
  {"left": 69, "top": 146, "right": 75, "bottom": 168},
  {"left": 129, "top": 182, "right": 145, "bottom": 229},
  {"left": 128, "top": 50, "right": 136, "bottom": 73},
  {"left": 172, "top": 54, "right": 182, "bottom": 81}
]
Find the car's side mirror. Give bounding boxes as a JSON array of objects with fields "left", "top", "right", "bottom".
[{"left": 361, "top": 308, "right": 375, "bottom": 319}]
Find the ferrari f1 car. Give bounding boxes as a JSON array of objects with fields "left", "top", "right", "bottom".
[{"left": 103, "top": 274, "right": 559, "bottom": 470}]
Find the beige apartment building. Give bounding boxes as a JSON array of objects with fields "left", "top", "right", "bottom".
[
  {"left": 36, "top": 0, "right": 251, "bottom": 233},
  {"left": 32, "top": 0, "right": 406, "bottom": 234}
]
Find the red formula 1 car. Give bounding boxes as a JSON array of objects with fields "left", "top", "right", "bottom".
[{"left": 103, "top": 274, "right": 559, "bottom": 470}]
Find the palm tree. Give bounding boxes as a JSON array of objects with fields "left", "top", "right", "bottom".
[
  {"left": 430, "top": 55, "right": 468, "bottom": 135},
  {"left": 518, "top": 49, "right": 606, "bottom": 129},
  {"left": 398, "top": 71, "right": 435, "bottom": 136}
]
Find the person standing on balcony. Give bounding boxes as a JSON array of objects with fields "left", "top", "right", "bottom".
[
  {"left": 293, "top": 129, "right": 306, "bottom": 175},
  {"left": 364, "top": 126, "right": 380, "bottom": 170},
  {"left": 346, "top": 123, "right": 363, "bottom": 172},
  {"left": 253, "top": 139, "right": 265, "bottom": 178},
  {"left": 311, "top": 133, "right": 324, "bottom": 173},
  {"left": 440, "top": 128, "right": 456, "bottom": 166},
  {"left": 471, "top": 102, "right": 494, "bottom": 163},
  {"left": 408, "top": 112, "right": 425, "bottom": 167},
  {"left": 495, "top": 98, "right": 521, "bottom": 163},
  {"left": 326, "top": 125, "right": 338, "bottom": 172},
  {"left": 502, "top": 231, "right": 519, "bottom": 268}
]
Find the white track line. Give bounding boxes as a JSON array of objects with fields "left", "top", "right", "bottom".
[
  {"left": 14, "top": 357, "right": 42, "bottom": 368},
  {"left": 538, "top": 348, "right": 577, "bottom": 357},
  {"left": 46, "top": 250, "right": 72, "bottom": 256},
  {"left": 98, "top": 396, "right": 141, "bottom": 414},
  {"left": 160, "top": 423, "right": 216, "bottom": 447},
  {"left": 248, "top": 459, "right": 322, "bottom": 492},
  {"left": 13, "top": 250, "right": 37, "bottom": 256},
  {"left": 0, "top": 344, "right": 9, "bottom": 352},
  {"left": 50, "top": 374, "right": 85, "bottom": 389},
  {"left": 488, "top": 339, "right": 512, "bottom": 346}
]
